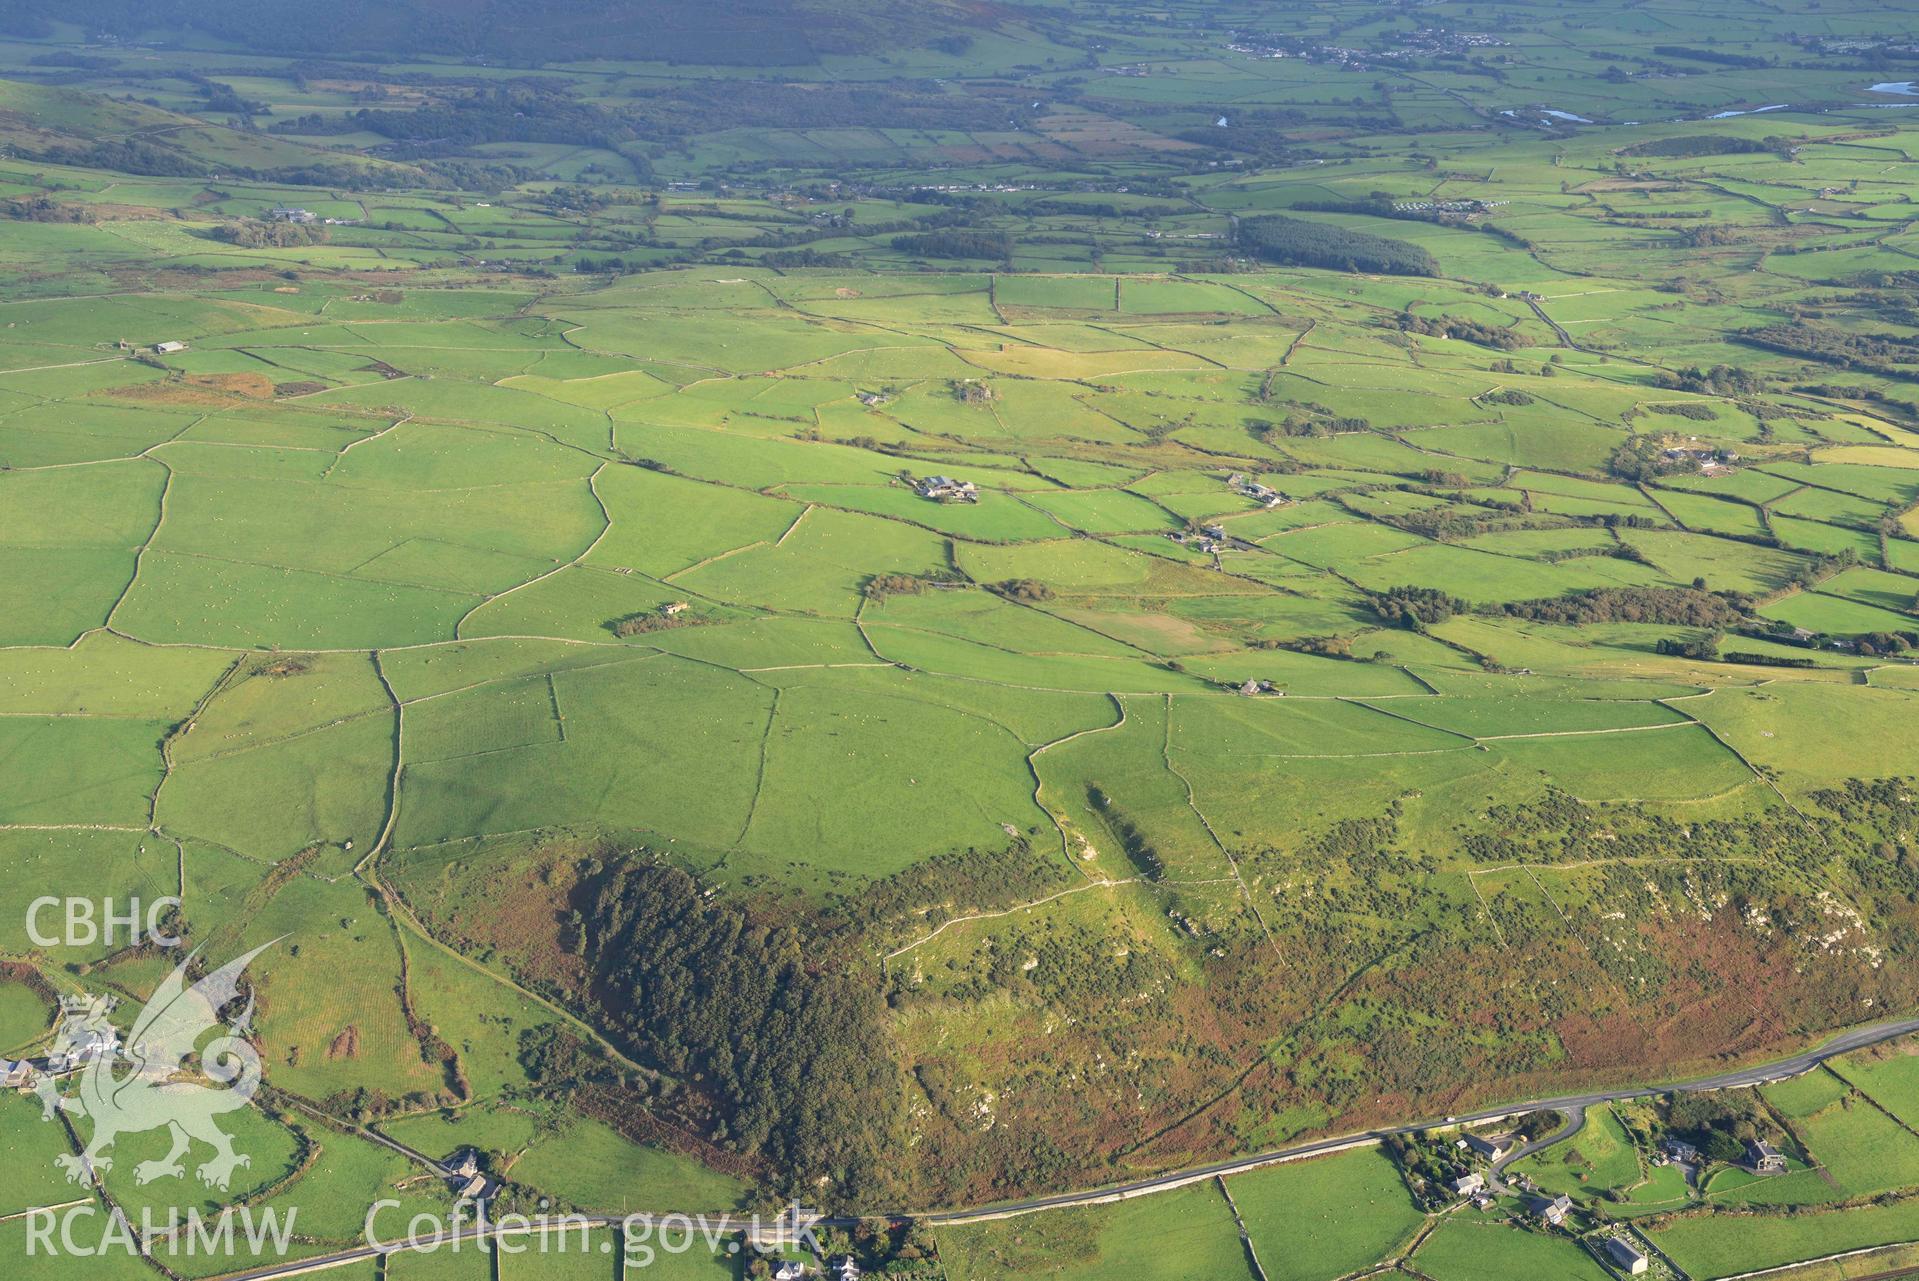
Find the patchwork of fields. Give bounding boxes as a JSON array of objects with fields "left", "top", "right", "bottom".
[
  {"left": 9, "top": 252, "right": 1919, "bottom": 1216},
  {"left": 6, "top": 1, "right": 1919, "bottom": 1275}
]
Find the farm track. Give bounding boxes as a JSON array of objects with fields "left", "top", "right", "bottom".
[
  {"left": 1488, "top": 1104, "right": 1586, "bottom": 1191},
  {"left": 147, "top": 650, "right": 245, "bottom": 828},
  {"left": 317, "top": 412, "right": 411, "bottom": 480},
  {"left": 1021, "top": 691, "right": 1130, "bottom": 878},
  {"left": 883, "top": 877, "right": 1141, "bottom": 962},
  {"left": 356, "top": 860, "right": 653, "bottom": 1083},
  {"left": 736, "top": 685, "right": 781, "bottom": 845},
  {"left": 1215, "top": 1174, "right": 1271, "bottom": 1281}
]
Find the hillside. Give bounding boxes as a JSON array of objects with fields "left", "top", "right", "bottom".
[
  {"left": 0, "top": 0, "right": 988, "bottom": 63},
  {"left": 0, "top": 78, "right": 418, "bottom": 180}
]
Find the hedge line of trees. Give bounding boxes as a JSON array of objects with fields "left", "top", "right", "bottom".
[{"left": 1739, "top": 323, "right": 1919, "bottom": 375}]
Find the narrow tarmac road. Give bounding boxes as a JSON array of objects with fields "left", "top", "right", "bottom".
[{"left": 1490, "top": 1105, "right": 1587, "bottom": 1192}]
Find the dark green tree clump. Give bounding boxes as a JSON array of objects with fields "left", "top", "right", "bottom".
[
  {"left": 1236, "top": 214, "right": 1437, "bottom": 276},
  {"left": 583, "top": 863, "right": 900, "bottom": 1203},
  {"left": 211, "top": 219, "right": 330, "bottom": 248},
  {"left": 1664, "top": 1090, "right": 1776, "bottom": 1164},
  {"left": 1396, "top": 312, "right": 1531, "bottom": 350},
  {"left": 1738, "top": 323, "right": 1919, "bottom": 376},
  {"left": 1493, "top": 586, "right": 1746, "bottom": 627},
  {"left": 1655, "top": 633, "right": 1720, "bottom": 660},
  {"left": 890, "top": 230, "right": 1009, "bottom": 261},
  {"left": 1656, "top": 364, "right": 1766, "bottom": 396},
  {"left": 989, "top": 578, "right": 1055, "bottom": 602},
  {"left": 2, "top": 195, "right": 94, "bottom": 223},
  {"left": 1371, "top": 585, "right": 1466, "bottom": 627},
  {"left": 1617, "top": 135, "right": 1781, "bottom": 158}
]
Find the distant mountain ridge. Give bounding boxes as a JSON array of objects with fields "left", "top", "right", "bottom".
[{"left": 0, "top": 0, "right": 991, "bottom": 65}]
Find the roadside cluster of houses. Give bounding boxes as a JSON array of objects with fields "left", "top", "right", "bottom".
[
  {"left": 1447, "top": 1130, "right": 1515, "bottom": 1206},
  {"left": 1444, "top": 1129, "right": 1663, "bottom": 1274},
  {"left": 1657, "top": 1136, "right": 1697, "bottom": 1166},
  {"left": 1533, "top": 1192, "right": 1574, "bottom": 1226},
  {"left": 1437, "top": 1122, "right": 1789, "bottom": 1276}
]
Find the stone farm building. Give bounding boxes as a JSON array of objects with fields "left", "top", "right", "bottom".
[
  {"left": 1604, "top": 1236, "right": 1649, "bottom": 1275},
  {"left": 915, "top": 476, "right": 979, "bottom": 503},
  {"left": 1747, "top": 1139, "right": 1788, "bottom": 1174}
]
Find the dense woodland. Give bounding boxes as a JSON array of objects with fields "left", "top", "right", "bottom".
[
  {"left": 1237, "top": 214, "right": 1438, "bottom": 276},
  {"left": 581, "top": 862, "right": 901, "bottom": 1203}
]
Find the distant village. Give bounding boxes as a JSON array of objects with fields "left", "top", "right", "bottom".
[{"left": 1224, "top": 26, "right": 1509, "bottom": 68}]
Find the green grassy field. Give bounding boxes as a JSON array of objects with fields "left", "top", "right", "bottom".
[
  {"left": 1831, "top": 1049, "right": 1919, "bottom": 1133},
  {"left": 1653, "top": 1199, "right": 1919, "bottom": 1280},
  {"left": 510, "top": 1116, "right": 748, "bottom": 1214},
  {"left": 1409, "top": 1218, "right": 1614, "bottom": 1281},
  {"left": 1228, "top": 1149, "right": 1425, "bottom": 1281},
  {"left": 939, "top": 1182, "right": 1254, "bottom": 1280}
]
